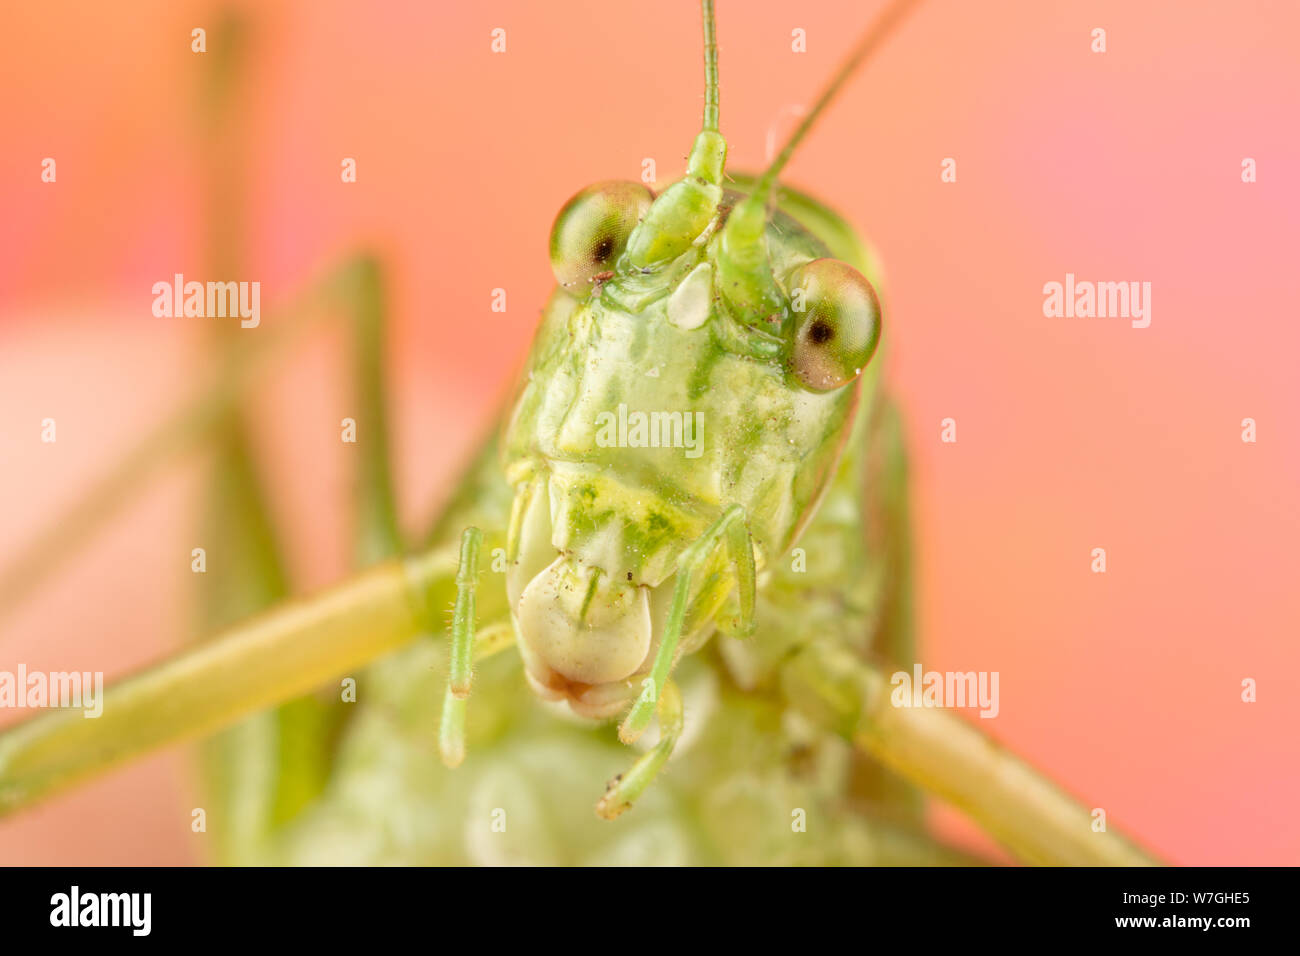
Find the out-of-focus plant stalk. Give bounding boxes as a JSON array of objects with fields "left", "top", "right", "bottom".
[{"left": 0, "top": 259, "right": 370, "bottom": 628}]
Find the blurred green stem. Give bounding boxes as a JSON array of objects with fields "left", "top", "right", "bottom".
[{"left": 0, "top": 259, "right": 371, "bottom": 628}]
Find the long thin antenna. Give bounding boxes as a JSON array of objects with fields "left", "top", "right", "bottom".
[
  {"left": 625, "top": 0, "right": 726, "bottom": 265},
  {"left": 702, "top": 0, "right": 719, "bottom": 132},
  {"left": 752, "top": 0, "right": 923, "bottom": 202}
]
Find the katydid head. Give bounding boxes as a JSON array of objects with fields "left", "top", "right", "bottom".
[
  {"left": 504, "top": 0, "right": 906, "bottom": 717},
  {"left": 544, "top": 4, "right": 884, "bottom": 402},
  {"left": 546, "top": 169, "right": 883, "bottom": 394}
]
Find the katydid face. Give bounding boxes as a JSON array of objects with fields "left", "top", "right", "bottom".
[
  {"left": 429, "top": 0, "right": 906, "bottom": 820},
  {"left": 500, "top": 159, "right": 882, "bottom": 715}
]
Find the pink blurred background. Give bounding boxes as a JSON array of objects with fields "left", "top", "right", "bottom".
[{"left": 1, "top": 0, "right": 1297, "bottom": 865}]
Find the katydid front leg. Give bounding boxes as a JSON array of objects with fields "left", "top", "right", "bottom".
[
  {"left": 587, "top": 505, "right": 754, "bottom": 820},
  {"left": 435, "top": 528, "right": 524, "bottom": 770},
  {"left": 597, "top": 680, "right": 683, "bottom": 820},
  {"left": 619, "top": 504, "right": 757, "bottom": 745},
  {"left": 780, "top": 641, "right": 1160, "bottom": 867},
  {"left": 439, "top": 527, "right": 484, "bottom": 768}
]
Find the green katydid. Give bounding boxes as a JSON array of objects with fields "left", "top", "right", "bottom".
[{"left": 0, "top": 0, "right": 1159, "bottom": 866}]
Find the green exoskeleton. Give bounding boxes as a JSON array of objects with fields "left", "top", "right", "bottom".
[
  {"left": 439, "top": 0, "right": 892, "bottom": 820},
  {"left": 0, "top": 0, "right": 1159, "bottom": 865}
]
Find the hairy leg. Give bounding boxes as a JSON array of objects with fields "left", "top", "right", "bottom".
[
  {"left": 620, "top": 504, "right": 756, "bottom": 745},
  {"left": 596, "top": 680, "right": 683, "bottom": 820}
]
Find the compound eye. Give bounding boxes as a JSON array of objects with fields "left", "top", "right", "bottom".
[
  {"left": 549, "top": 181, "right": 654, "bottom": 290},
  {"left": 787, "top": 259, "right": 882, "bottom": 392}
]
